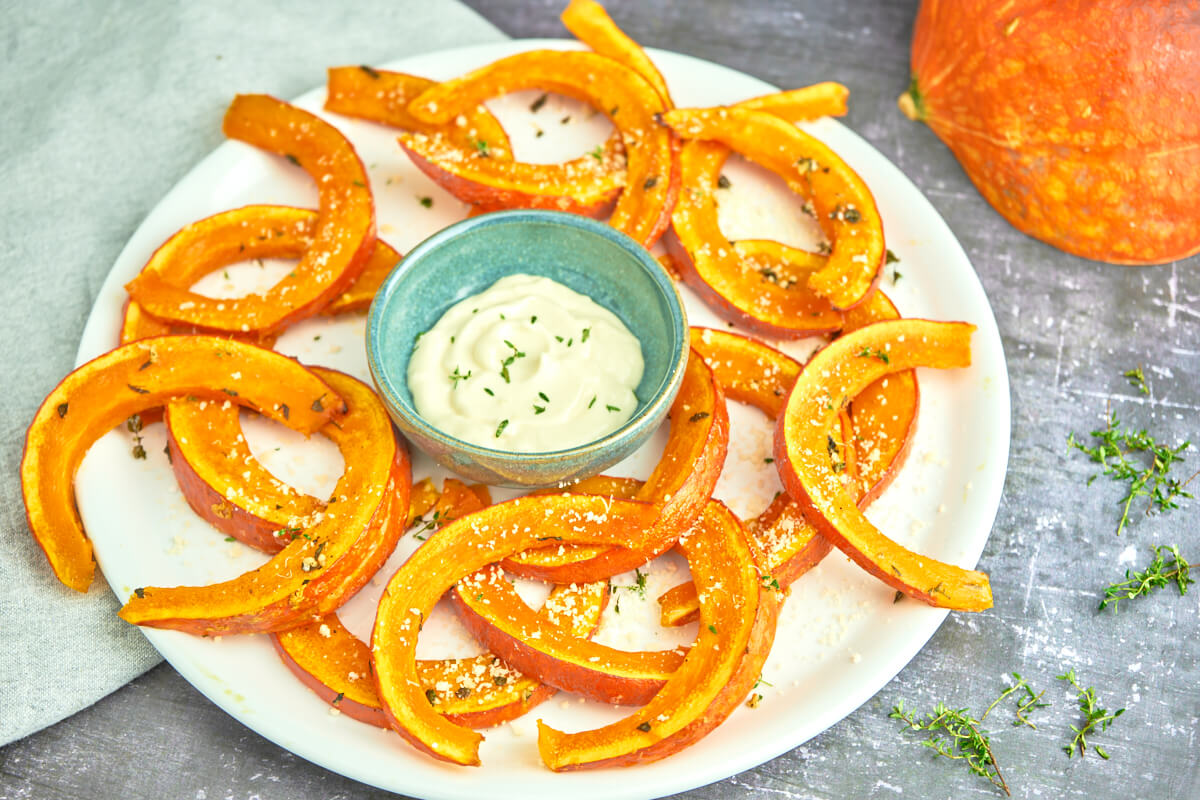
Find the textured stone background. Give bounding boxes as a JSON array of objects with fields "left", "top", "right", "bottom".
[{"left": 2, "top": 1, "right": 1197, "bottom": 798}]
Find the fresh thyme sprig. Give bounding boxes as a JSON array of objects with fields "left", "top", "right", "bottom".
[
  {"left": 891, "top": 700, "right": 1009, "bottom": 796},
  {"left": 1099, "top": 545, "right": 1192, "bottom": 611},
  {"left": 1123, "top": 366, "right": 1149, "bottom": 396},
  {"left": 1056, "top": 669, "right": 1124, "bottom": 759},
  {"left": 1067, "top": 410, "right": 1194, "bottom": 535},
  {"left": 982, "top": 673, "right": 1047, "bottom": 729}
]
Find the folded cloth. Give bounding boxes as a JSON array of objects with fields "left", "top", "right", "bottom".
[{"left": 0, "top": 0, "right": 504, "bottom": 746}]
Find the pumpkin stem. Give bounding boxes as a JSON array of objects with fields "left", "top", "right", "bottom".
[{"left": 897, "top": 77, "right": 926, "bottom": 121}]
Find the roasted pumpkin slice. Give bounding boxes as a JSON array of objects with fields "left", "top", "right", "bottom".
[
  {"left": 372, "top": 494, "right": 661, "bottom": 766},
  {"left": 119, "top": 368, "right": 411, "bottom": 634},
  {"left": 841, "top": 289, "right": 920, "bottom": 502},
  {"left": 501, "top": 349, "right": 728, "bottom": 584},
  {"left": 120, "top": 206, "right": 398, "bottom": 344},
  {"left": 663, "top": 106, "right": 884, "bottom": 310},
  {"left": 125, "top": 96, "right": 376, "bottom": 335},
  {"left": 453, "top": 566, "right": 685, "bottom": 706},
  {"left": 20, "top": 336, "right": 342, "bottom": 592},
  {"left": 538, "top": 500, "right": 779, "bottom": 770},
  {"left": 735, "top": 82, "right": 849, "bottom": 125},
  {"left": 407, "top": 50, "right": 676, "bottom": 247},
  {"left": 325, "top": 66, "right": 512, "bottom": 155},
  {"left": 774, "top": 319, "right": 991, "bottom": 610},
  {"left": 658, "top": 329, "right": 827, "bottom": 626},
  {"left": 165, "top": 397, "right": 325, "bottom": 554},
  {"left": 276, "top": 481, "right": 605, "bottom": 729},
  {"left": 561, "top": 0, "right": 673, "bottom": 107}
]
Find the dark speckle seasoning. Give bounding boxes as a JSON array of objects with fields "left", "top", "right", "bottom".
[
  {"left": 312, "top": 396, "right": 325, "bottom": 413},
  {"left": 643, "top": 175, "right": 659, "bottom": 190},
  {"left": 359, "top": 64, "right": 381, "bottom": 79},
  {"left": 689, "top": 412, "right": 710, "bottom": 423},
  {"left": 127, "top": 384, "right": 149, "bottom": 394},
  {"left": 637, "top": 722, "right": 651, "bottom": 732},
  {"left": 56, "top": 402, "right": 68, "bottom": 418},
  {"left": 286, "top": 153, "right": 300, "bottom": 167},
  {"left": 279, "top": 403, "right": 289, "bottom": 420}
]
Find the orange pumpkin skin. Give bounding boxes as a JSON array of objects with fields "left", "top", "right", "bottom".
[{"left": 903, "top": 0, "right": 1200, "bottom": 265}]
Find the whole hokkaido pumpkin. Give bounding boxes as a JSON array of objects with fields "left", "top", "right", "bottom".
[{"left": 900, "top": 0, "right": 1200, "bottom": 265}]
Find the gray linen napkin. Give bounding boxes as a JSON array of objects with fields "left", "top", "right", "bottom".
[{"left": 0, "top": 0, "right": 505, "bottom": 745}]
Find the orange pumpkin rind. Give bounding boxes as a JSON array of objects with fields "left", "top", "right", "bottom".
[{"left": 774, "top": 319, "right": 991, "bottom": 610}]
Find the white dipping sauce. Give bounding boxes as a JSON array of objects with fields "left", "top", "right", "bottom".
[{"left": 407, "top": 274, "right": 644, "bottom": 452}]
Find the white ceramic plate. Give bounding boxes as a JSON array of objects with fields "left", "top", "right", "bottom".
[{"left": 74, "top": 40, "right": 1010, "bottom": 800}]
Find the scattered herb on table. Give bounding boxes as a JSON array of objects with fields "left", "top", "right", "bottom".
[
  {"left": 1099, "top": 545, "right": 1192, "bottom": 611},
  {"left": 1067, "top": 410, "right": 1194, "bottom": 535},
  {"left": 1123, "top": 366, "right": 1150, "bottom": 396},
  {"left": 891, "top": 699, "right": 1009, "bottom": 796},
  {"left": 1056, "top": 669, "right": 1124, "bottom": 759},
  {"left": 982, "top": 673, "right": 1047, "bottom": 729}
]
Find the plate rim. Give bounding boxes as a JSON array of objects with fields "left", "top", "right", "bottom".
[{"left": 74, "top": 37, "right": 1012, "bottom": 800}]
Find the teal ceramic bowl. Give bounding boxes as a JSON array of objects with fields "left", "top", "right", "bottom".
[{"left": 366, "top": 210, "right": 688, "bottom": 488}]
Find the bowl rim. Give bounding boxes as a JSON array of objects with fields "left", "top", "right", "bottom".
[{"left": 365, "top": 208, "right": 689, "bottom": 463}]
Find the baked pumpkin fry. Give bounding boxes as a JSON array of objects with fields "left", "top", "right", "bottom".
[
  {"left": 371, "top": 494, "right": 661, "bottom": 766},
  {"left": 663, "top": 106, "right": 884, "bottom": 310},
  {"left": 774, "top": 319, "right": 992, "bottom": 610},
  {"left": 20, "top": 335, "right": 343, "bottom": 592},
  {"left": 275, "top": 479, "right": 608, "bottom": 729},
  {"left": 165, "top": 396, "right": 325, "bottom": 554},
  {"left": 501, "top": 349, "right": 728, "bottom": 583},
  {"left": 325, "top": 66, "right": 512, "bottom": 155},
  {"left": 125, "top": 95, "right": 376, "bottom": 335},
  {"left": 407, "top": 50, "right": 677, "bottom": 247},
  {"left": 119, "top": 206, "right": 399, "bottom": 346},
  {"left": 118, "top": 368, "right": 410, "bottom": 634},
  {"left": 538, "top": 500, "right": 778, "bottom": 770},
  {"left": 453, "top": 566, "right": 685, "bottom": 706},
  {"left": 561, "top": 0, "right": 673, "bottom": 107}
]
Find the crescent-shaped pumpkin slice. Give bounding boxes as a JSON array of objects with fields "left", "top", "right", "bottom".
[
  {"left": 663, "top": 106, "right": 884, "bottom": 310},
  {"left": 125, "top": 95, "right": 376, "bottom": 335},
  {"left": 118, "top": 368, "right": 411, "bottom": 634},
  {"left": 774, "top": 318, "right": 991, "bottom": 610},
  {"left": 275, "top": 479, "right": 608, "bottom": 729},
  {"left": 371, "top": 494, "right": 661, "bottom": 765},
  {"left": 406, "top": 50, "right": 676, "bottom": 248},
  {"left": 537, "top": 499, "right": 779, "bottom": 770},
  {"left": 501, "top": 348, "right": 728, "bottom": 584},
  {"left": 20, "top": 335, "right": 343, "bottom": 592}
]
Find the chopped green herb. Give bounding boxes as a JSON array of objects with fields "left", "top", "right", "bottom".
[
  {"left": 1067, "top": 409, "right": 1194, "bottom": 535},
  {"left": 891, "top": 699, "right": 1009, "bottom": 796},
  {"left": 589, "top": 145, "right": 603, "bottom": 162},
  {"left": 225, "top": 536, "right": 236, "bottom": 543},
  {"left": 588, "top": 395, "right": 597, "bottom": 409},
  {"left": 419, "top": 196, "right": 433, "bottom": 208},
  {"left": 449, "top": 366, "right": 472, "bottom": 389},
  {"left": 483, "top": 387, "right": 494, "bottom": 396},
  {"left": 856, "top": 346, "right": 890, "bottom": 364},
  {"left": 533, "top": 405, "right": 546, "bottom": 414},
  {"left": 530, "top": 94, "right": 548, "bottom": 112},
  {"left": 495, "top": 419, "right": 509, "bottom": 438},
  {"left": 473, "top": 139, "right": 490, "bottom": 157},
  {"left": 606, "top": 404, "right": 620, "bottom": 412},
  {"left": 885, "top": 248, "right": 900, "bottom": 264},
  {"left": 1056, "top": 669, "right": 1124, "bottom": 759},
  {"left": 1123, "top": 366, "right": 1150, "bottom": 396},
  {"left": 538, "top": 391, "right": 549, "bottom": 403},
  {"left": 707, "top": 624, "right": 718, "bottom": 634},
  {"left": 581, "top": 327, "right": 591, "bottom": 343},
  {"left": 1100, "top": 545, "right": 1192, "bottom": 611},
  {"left": 530, "top": 315, "right": 538, "bottom": 324}
]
